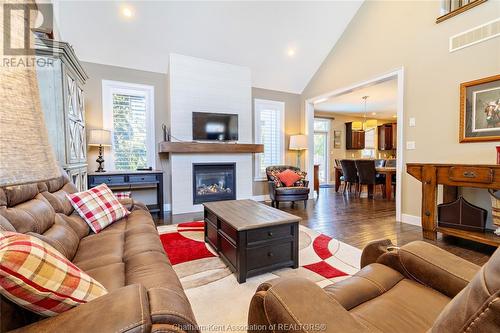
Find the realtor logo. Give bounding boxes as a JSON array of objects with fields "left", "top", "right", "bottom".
[{"left": 2, "top": 3, "right": 53, "bottom": 56}]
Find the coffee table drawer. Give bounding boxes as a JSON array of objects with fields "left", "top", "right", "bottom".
[
  {"left": 205, "top": 219, "right": 218, "bottom": 248},
  {"left": 247, "top": 224, "right": 293, "bottom": 245},
  {"left": 220, "top": 221, "right": 237, "bottom": 242},
  {"left": 247, "top": 241, "right": 293, "bottom": 270},
  {"left": 205, "top": 210, "right": 218, "bottom": 225},
  {"left": 220, "top": 234, "right": 237, "bottom": 268}
]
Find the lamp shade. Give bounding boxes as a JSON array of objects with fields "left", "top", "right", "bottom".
[
  {"left": 88, "top": 129, "right": 112, "bottom": 146},
  {"left": 289, "top": 135, "right": 308, "bottom": 150},
  {"left": 352, "top": 121, "right": 363, "bottom": 131},
  {"left": 0, "top": 2, "right": 61, "bottom": 187},
  {"left": 364, "top": 120, "right": 378, "bottom": 129}
]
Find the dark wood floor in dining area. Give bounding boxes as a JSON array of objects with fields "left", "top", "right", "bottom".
[{"left": 157, "top": 187, "right": 495, "bottom": 266}]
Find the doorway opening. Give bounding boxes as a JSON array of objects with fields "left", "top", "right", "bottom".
[{"left": 304, "top": 68, "right": 404, "bottom": 222}]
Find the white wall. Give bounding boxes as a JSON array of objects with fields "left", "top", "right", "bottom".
[
  {"left": 168, "top": 54, "right": 253, "bottom": 214},
  {"left": 301, "top": 0, "right": 500, "bottom": 221},
  {"left": 169, "top": 54, "right": 252, "bottom": 142}
]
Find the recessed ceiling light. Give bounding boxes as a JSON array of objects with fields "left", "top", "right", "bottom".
[
  {"left": 371, "top": 112, "right": 376, "bottom": 116},
  {"left": 122, "top": 7, "right": 133, "bottom": 18},
  {"left": 287, "top": 48, "right": 296, "bottom": 57}
]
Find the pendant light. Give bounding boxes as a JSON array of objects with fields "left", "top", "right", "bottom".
[{"left": 362, "top": 96, "right": 369, "bottom": 130}]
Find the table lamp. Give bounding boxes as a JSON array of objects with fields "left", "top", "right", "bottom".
[
  {"left": 88, "top": 129, "right": 112, "bottom": 172},
  {"left": 289, "top": 134, "right": 308, "bottom": 169},
  {"left": 0, "top": 4, "right": 61, "bottom": 186}
]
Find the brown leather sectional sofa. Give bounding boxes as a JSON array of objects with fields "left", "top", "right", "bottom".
[
  {"left": 0, "top": 175, "right": 199, "bottom": 333},
  {"left": 249, "top": 239, "right": 500, "bottom": 333}
]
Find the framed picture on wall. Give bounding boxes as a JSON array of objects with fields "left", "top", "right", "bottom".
[
  {"left": 460, "top": 74, "right": 500, "bottom": 143},
  {"left": 333, "top": 130, "right": 342, "bottom": 149}
]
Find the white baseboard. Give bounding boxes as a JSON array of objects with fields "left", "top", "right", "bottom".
[
  {"left": 252, "top": 194, "right": 270, "bottom": 202},
  {"left": 401, "top": 214, "right": 421, "bottom": 226}
]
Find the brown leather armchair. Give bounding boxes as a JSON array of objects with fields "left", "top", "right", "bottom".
[
  {"left": 248, "top": 239, "right": 500, "bottom": 333},
  {"left": 266, "top": 165, "right": 310, "bottom": 208}
]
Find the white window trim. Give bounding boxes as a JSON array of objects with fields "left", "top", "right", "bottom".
[
  {"left": 313, "top": 118, "right": 331, "bottom": 184},
  {"left": 102, "top": 80, "right": 156, "bottom": 170},
  {"left": 254, "top": 98, "right": 285, "bottom": 181}
]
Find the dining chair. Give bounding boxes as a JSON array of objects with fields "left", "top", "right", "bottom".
[
  {"left": 335, "top": 159, "right": 345, "bottom": 192},
  {"left": 354, "top": 160, "right": 386, "bottom": 198},
  {"left": 340, "top": 159, "right": 358, "bottom": 195}
]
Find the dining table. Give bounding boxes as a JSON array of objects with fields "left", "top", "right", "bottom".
[{"left": 334, "top": 165, "right": 396, "bottom": 200}]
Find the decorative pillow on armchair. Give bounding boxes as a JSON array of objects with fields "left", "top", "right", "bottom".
[
  {"left": 294, "top": 170, "right": 308, "bottom": 187},
  {"left": 0, "top": 231, "right": 107, "bottom": 316},
  {"left": 267, "top": 170, "right": 284, "bottom": 188},
  {"left": 277, "top": 169, "right": 302, "bottom": 187},
  {"left": 67, "top": 184, "right": 130, "bottom": 233}
]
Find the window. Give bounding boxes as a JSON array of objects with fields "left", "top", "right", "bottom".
[
  {"left": 102, "top": 80, "right": 155, "bottom": 170},
  {"left": 314, "top": 118, "right": 330, "bottom": 132},
  {"left": 362, "top": 128, "right": 375, "bottom": 158},
  {"left": 254, "top": 99, "right": 285, "bottom": 180},
  {"left": 437, "top": 0, "right": 486, "bottom": 23},
  {"left": 314, "top": 118, "right": 330, "bottom": 183},
  {"left": 365, "top": 128, "right": 375, "bottom": 149}
]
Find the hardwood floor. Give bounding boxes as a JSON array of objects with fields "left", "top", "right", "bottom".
[{"left": 157, "top": 187, "right": 496, "bottom": 265}]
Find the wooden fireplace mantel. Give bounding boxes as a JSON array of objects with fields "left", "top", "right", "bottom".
[
  {"left": 158, "top": 141, "right": 264, "bottom": 154},
  {"left": 407, "top": 163, "right": 500, "bottom": 247}
]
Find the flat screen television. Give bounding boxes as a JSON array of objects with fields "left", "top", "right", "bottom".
[{"left": 192, "top": 112, "right": 238, "bottom": 141}]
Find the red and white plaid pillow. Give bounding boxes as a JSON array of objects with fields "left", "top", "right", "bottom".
[
  {"left": 67, "top": 184, "right": 130, "bottom": 233},
  {"left": 114, "top": 191, "right": 131, "bottom": 199},
  {"left": 0, "top": 231, "right": 107, "bottom": 316}
]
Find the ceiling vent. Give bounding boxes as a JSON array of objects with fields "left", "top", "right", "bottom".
[{"left": 449, "top": 17, "right": 500, "bottom": 52}]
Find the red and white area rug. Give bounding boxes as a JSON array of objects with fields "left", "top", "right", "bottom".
[{"left": 157, "top": 221, "right": 361, "bottom": 332}]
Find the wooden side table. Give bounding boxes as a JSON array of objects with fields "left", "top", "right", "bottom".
[{"left": 407, "top": 163, "right": 500, "bottom": 246}]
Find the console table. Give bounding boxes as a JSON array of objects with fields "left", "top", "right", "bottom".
[
  {"left": 407, "top": 163, "right": 500, "bottom": 247},
  {"left": 88, "top": 170, "right": 164, "bottom": 218}
]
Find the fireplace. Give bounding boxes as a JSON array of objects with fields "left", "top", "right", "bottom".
[{"left": 193, "top": 163, "right": 236, "bottom": 204}]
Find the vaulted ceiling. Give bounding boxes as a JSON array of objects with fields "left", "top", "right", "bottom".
[{"left": 54, "top": 1, "right": 363, "bottom": 93}]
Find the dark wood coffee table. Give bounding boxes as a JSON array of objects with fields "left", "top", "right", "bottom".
[{"left": 203, "top": 199, "right": 300, "bottom": 283}]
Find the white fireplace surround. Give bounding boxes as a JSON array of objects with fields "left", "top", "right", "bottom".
[
  {"left": 171, "top": 154, "right": 252, "bottom": 214},
  {"left": 168, "top": 54, "right": 254, "bottom": 214}
]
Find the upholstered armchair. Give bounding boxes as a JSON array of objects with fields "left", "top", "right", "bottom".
[
  {"left": 266, "top": 165, "right": 310, "bottom": 208},
  {"left": 248, "top": 239, "right": 500, "bottom": 333}
]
